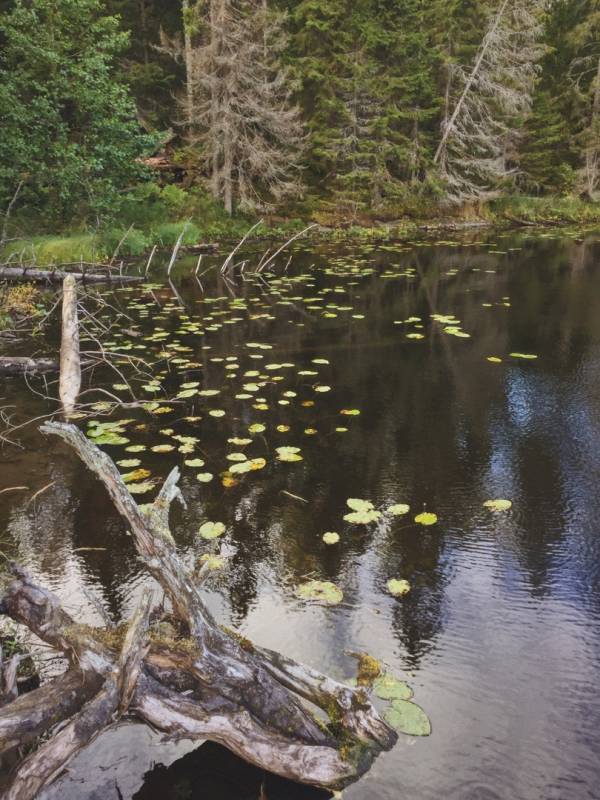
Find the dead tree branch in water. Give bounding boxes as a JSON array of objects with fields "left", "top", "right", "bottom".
[{"left": 0, "top": 422, "right": 396, "bottom": 798}]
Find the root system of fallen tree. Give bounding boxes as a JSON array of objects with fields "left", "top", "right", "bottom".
[{"left": 0, "top": 422, "right": 396, "bottom": 799}]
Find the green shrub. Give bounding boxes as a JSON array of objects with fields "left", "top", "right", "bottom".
[{"left": 152, "top": 221, "right": 202, "bottom": 247}]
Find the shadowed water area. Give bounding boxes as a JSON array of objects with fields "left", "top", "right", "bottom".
[{"left": 1, "top": 229, "right": 600, "bottom": 799}]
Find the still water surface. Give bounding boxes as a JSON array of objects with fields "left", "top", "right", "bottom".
[{"left": 1, "top": 229, "right": 600, "bottom": 799}]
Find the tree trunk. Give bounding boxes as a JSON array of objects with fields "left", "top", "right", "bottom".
[
  {"left": 59, "top": 276, "right": 81, "bottom": 417},
  {"left": 0, "top": 267, "right": 142, "bottom": 284},
  {"left": 433, "top": 0, "right": 511, "bottom": 165},
  {"left": 182, "top": 0, "right": 195, "bottom": 130},
  {"left": 0, "top": 422, "right": 397, "bottom": 798}
]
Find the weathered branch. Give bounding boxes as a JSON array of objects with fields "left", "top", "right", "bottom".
[
  {"left": 0, "top": 422, "right": 397, "bottom": 795},
  {"left": 0, "top": 669, "right": 103, "bottom": 754}
]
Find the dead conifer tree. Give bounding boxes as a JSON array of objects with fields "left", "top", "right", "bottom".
[
  {"left": 434, "top": 0, "right": 545, "bottom": 204},
  {"left": 161, "top": 0, "right": 304, "bottom": 214}
]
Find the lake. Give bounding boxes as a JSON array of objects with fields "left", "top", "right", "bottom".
[{"left": 1, "top": 228, "right": 600, "bottom": 800}]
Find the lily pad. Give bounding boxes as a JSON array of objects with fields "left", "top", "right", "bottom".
[
  {"left": 196, "top": 472, "right": 214, "bottom": 483},
  {"left": 373, "top": 673, "right": 414, "bottom": 701},
  {"left": 185, "top": 458, "right": 205, "bottom": 467},
  {"left": 384, "top": 699, "right": 431, "bottom": 737},
  {"left": 510, "top": 353, "right": 538, "bottom": 360},
  {"left": 199, "top": 521, "right": 226, "bottom": 540},
  {"left": 414, "top": 512, "right": 437, "bottom": 526},
  {"left": 276, "top": 446, "right": 303, "bottom": 463},
  {"left": 388, "top": 503, "right": 410, "bottom": 516},
  {"left": 387, "top": 578, "right": 411, "bottom": 597},
  {"left": 297, "top": 580, "right": 343, "bottom": 605},
  {"left": 483, "top": 498, "right": 512, "bottom": 512},
  {"left": 322, "top": 532, "right": 340, "bottom": 545}
]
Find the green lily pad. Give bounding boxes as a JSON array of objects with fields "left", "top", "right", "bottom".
[
  {"left": 185, "top": 458, "right": 205, "bottom": 467},
  {"left": 199, "top": 521, "right": 226, "bottom": 540},
  {"left": 414, "top": 512, "right": 437, "bottom": 526},
  {"left": 384, "top": 699, "right": 431, "bottom": 737},
  {"left": 276, "top": 446, "right": 303, "bottom": 463},
  {"left": 322, "top": 532, "right": 340, "bottom": 544},
  {"left": 388, "top": 503, "right": 410, "bottom": 516},
  {"left": 510, "top": 353, "right": 538, "bottom": 360},
  {"left": 483, "top": 498, "right": 512, "bottom": 512},
  {"left": 373, "top": 673, "right": 414, "bottom": 701},
  {"left": 297, "top": 580, "right": 343, "bottom": 605},
  {"left": 196, "top": 473, "right": 213, "bottom": 483},
  {"left": 127, "top": 481, "right": 155, "bottom": 495},
  {"left": 199, "top": 554, "right": 225, "bottom": 570},
  {"left": 387, "top": 578, "right": 411, "bottom": 597},
  {"left": 347, "top": 498, "right": 374, "bottom": 512},
  {"left": 229, "top": 461, "right": 253, "bottom": 474}
]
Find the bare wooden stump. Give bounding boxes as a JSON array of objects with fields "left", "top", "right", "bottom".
[
  {"left": 59, "top": 276, "right": 81, "bottom": 416},
  {"left": 0, "top": 422, "right": 397, "bottom": 798}
]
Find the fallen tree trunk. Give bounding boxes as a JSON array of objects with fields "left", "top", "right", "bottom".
[
  {"left": 0, "top": 267, "right": 143, "bottom": 284},
  {"left": 0, "top": 422, "right": 397, "bottom": 798},
  {"left": 0, "top": 357, "right": 58, "bottom": 375}
]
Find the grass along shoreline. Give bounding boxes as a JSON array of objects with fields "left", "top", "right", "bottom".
[{"left": 2, "top": 195, "right": 599, "bottom": 268}]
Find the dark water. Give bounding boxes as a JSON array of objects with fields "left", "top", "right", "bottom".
[{"left": 1, "top": 229, "right": 600, "bottom": 800}]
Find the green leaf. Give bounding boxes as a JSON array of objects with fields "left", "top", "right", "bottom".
[
  {"left": 384, "top": 700, "right": 431, "bottom": 737},
  {"left": 483, "top": 498, "right": 512, "bottom": 512},
  {"left": 414, "top": 512, "right": 437, "bottom": 526},
  {"left": 297, "top": 580, "right": 343, "bottom": 605},
  {"left": 322, "top": 531, "right": 340, "bottom": 544},
  {"left": 373, "top": 673, "right": 414, "bottom": 701},
  {"left": 387, "top": 578, "right": 411, "bottom": 597},
  {"left": 388, "top": 503, "right": 410, "bottom": 516},
  {"left": 276, "top": 446, "right": 303, "bottom": 462},
  {"left": 199, "top": 521, "right": 226, "bottom": 540}
]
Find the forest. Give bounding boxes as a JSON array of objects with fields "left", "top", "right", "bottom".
[
  {"left": 0, "top": 0, "right": 599, "bottom": 254},
  {"left": 1, "top": 3, "right": 600, "bottom": 800}
]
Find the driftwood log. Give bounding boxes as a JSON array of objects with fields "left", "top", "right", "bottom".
[
  {"left": 0, "top": 422, "right": 396, "bottom": 799},
  {"left": 0, "top": 267, "right": 143, "bottom": 284},
  {"left": 0, "top": 357, "right": 58, "bottom": 375}
]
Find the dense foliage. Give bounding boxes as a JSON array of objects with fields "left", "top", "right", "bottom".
[
  {"left": 0, "top": 0, "right": 156, "bottom": 224},
  {"left": 0, "top": 0, "right": 598, "bottom": 229}
]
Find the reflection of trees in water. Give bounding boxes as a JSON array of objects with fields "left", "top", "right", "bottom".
[{"left": 6, "top": 232, "right": 600, "bottom": 669}]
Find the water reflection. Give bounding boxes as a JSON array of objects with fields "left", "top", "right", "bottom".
[{"left": 2, "top": 229, "right": 600, "bottom": 799}]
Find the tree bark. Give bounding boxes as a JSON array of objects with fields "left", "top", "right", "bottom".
[
  {"left": 59, "top": 276, "right": 81, "bottom": 417},
  {"left": 0, "top": 267, "right": 142, "bottom": 284}
]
